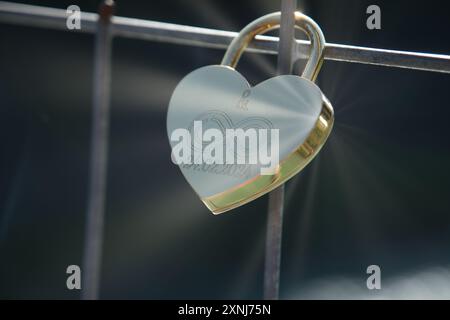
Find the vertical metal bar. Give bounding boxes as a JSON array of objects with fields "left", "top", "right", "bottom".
[
  {"left": 264, "top": 0, "right": 296, "bottom": 300},
  {"left": 82, "top": 0, "right": 114, "bottom": 300}
]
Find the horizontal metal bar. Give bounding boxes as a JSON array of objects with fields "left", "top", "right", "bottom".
[{"left": 1, "top": 1, "right": 450, "bottom": 74}]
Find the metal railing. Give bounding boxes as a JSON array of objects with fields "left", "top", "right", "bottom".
[
  {"left": 1, "top": 0, "right": 449, "bottom": 300},
  {"left": 1, "top": 1, "right": 450, "bottom": 73}
]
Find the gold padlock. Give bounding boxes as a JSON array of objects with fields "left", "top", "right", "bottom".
[{"left": 167, "top": 12, "right": 334, "bottom": 214}]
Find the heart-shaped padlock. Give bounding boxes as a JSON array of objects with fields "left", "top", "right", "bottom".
[{"left": 167, "top": 12, "right": 334, "bottom": 214}]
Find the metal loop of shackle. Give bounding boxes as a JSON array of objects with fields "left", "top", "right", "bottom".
[{"left": 221, "top": 11, "right": 326, "bottom": 82}]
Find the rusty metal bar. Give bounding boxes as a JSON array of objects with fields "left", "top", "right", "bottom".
[{"left": 81, "top": 0, "right": 114, "bottom": 300}]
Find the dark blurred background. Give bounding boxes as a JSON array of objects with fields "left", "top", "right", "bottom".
[{"left": 1, "top": 0, "right": 450, "bottom": 299}]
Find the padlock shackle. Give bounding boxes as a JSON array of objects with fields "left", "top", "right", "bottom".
[{"left": 221, "top": 11, "right": 325, "bottom": 82}]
